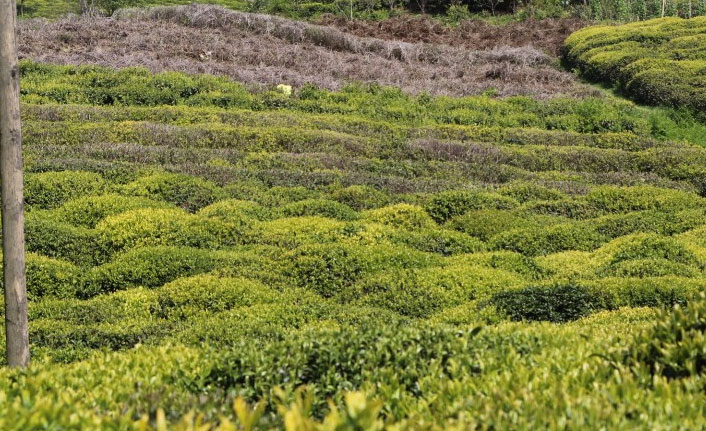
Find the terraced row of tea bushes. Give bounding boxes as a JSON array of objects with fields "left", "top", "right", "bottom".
[
  {"left": 564, "top": 17, "right": 706, "bottom": 113},
  {"left": 2, "top": 301, "right": 706, "bottom": 430}
]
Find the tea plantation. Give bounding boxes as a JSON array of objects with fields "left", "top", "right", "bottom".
[
  {"left": 565, "top": 16, "right": 706, "bottom": 113},
  {"left": 3, "top": 41, "right": 706, "bottom": 429}
]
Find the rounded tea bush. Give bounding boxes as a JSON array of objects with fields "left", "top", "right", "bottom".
[
  {"left": 390, "top": 228, "right": 486, "bottom": 256},
  {"left": 426, "top": 190, "right": 518, "bottom": 224},
  {"left": 497, "top": 183, "right": 565, "bottom": 203},
  {"left": 330, "top": 185, "right": 390, "bottom": 210},
  {"left": 57, "top": 193, "right": 173, "bottom": 228},
  {"left": 154, "top": 275, "right": 280, "bottom": 320},
  {"left": 25, "top": 212, "right": 108, "bottom": 266},
  {"left": 586, "top": 186, "right": 705, "bottom": 213},
  {"left": 198, "top": 199, "right": 269, "bottom": 221},
  {"left": 25, "top": 171, "right": 106, "bottom": 209},
  {"left": 491, "top": 283, "right": 615, "bottom": 323},
  {"left": 278, "top": 199, "right": 359, "bottom": 221},
  {"left": 120, "top": 172, "right": 224, "bottom": 212},
  {"left": 24, "top": 253, "right": 82, "bottom": 300},
  {"left": 363, "top": 204, "right": 436, "bottom": 230}
]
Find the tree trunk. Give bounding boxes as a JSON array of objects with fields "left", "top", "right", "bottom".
[{"left": 0, "top": 0, "right": 29, "bottom": 369}]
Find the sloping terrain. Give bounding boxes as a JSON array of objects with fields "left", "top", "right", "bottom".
[
  {"left": 564, "top": 16, "right": 706, "bottom": 112},
  {"left": 18, "top": 5, "right": 593, "bottom": 98},
  {"left": 3, "top": 6, "right": 706, "bottom": 430}
]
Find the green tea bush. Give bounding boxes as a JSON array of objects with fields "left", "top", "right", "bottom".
[
  {"left": 83, "top": 246, "right": 224, "bottom": 296},
  {"left": 586, "top": 186, "right": 705, "bottom": 213},
  {"left": 389, "top": 228, "right": 486, "bottom": 255},
  {"left": 425, "top": 190, "right": 518, "bottom": 224},
  {"left": 491, "top": 283, "right": 615, "bottom": 322},
  {"left": 154, "top": 275, "right": 280, "bottom": 320},
  {"left": 446, "top": 210, "right": 561, "bottom": 242},
  {"left": 288, "top": 243, "right": 441, "bottom": 297},
  {"left": 96, "top": 208, "right": 249, "bottom": 252},
  {"left": 256, "top": 216, "right": 349, "bottom": 248},
  {"left": 330, "top": 185, "right": 390, "bottom": 210},
  {"left": 593, "top": 209, "right": 706, "bottom": 239},
  {"left": 56, "top": 193, "right": 173, "bottom": 228},
  {"left": 449, "top": 251, "right": 548, "bottom": 280},
  {"left": 564, "top": 18, "right": 706, "bottom": 113},
  {"left": 25, "top": 212, "right": 107, "bottom": 266},
  {"left": 607, "top": 258, "right": 702, "bottom": 278},
  {"left": 595, "top": 233, "right": 703, "bottom": 275},
  {"left": 363, "top": 204, "right": 436, "bottom": 230},
  {"left": 615, "top": 293, "right": 706, "bottom": 380},
  {"left": 24, "top": 253, "right": 82, "bottom": 299},
  {"left": 489, "top": 222, "right": 607, "bottom": 256},
  {"left": 256, "top": 186, "right": 320, "bottom": 207},
  {"left": 278, "top": 199, "right": 359, "bottom": 221},
  {"left": 120, "top": 172, "right": 225, "bottom": 212},
  {"left": 203, "top": 323, "right": 482, "bottom": 406},
  {"left": 198, "top": 199, "right": 270, "bottom": 221},
  {"left": 25, "top": 171, "right": 106, "bottom": 209},
  {"left": 497, "top": 183, "right": 565, "bottom": 203},
  {"left": 517, "top": 198, "right": 602, "bottom": 219},
  {"left": 591, "top": 276, "right": 705, "bottom": 308}
]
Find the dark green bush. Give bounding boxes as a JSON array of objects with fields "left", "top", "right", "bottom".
[
  {"left": 120, "top": 172, "right": 225, "bottom": 212},
  {"left": 425, "top": 190, "right": 518, "bottom": 224},
  {"left": 446, "top": 210, "right": 561, "bottom": 242},
  {"left": 491, "top": 283, "right": 615, "bottom": 323},
  {"left": 25, "top": 212, "right": 107, "bottom": 266},
  {"left": 330, "top": 185, "right": 390, "bottom": 210}
]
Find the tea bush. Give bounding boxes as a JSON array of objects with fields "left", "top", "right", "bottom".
[
  {"left": 56, "top": 193, "right": 174, "bottom": 228},
  {"left": 425, "top": 190, "right": 518, "bottom": 223},
  {"left": 278, "top": 199, "right": 359, "bottom": 221},
  {"left": 25, "top": 212, "right": 108, "bottom": 266},
  {"left": 25, "top": 171, "right": 106, "bottom": 209},
  {"left": 120, "top": 172, "right": 225, "bottom": 212},
  {"left": 564, "top": 17, "right": 706, "bottom": 113},
  {"left": 491, "top": 283, "right": 615, "bottom": 322},
  {"left": 363, "top": 204, "right": 436, "bottom": 230}
]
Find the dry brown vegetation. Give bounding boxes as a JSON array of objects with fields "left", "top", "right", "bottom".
[
  {"left": 18, "top": 4, "right": 594, "bottom": 98},
  {"left": 318, "top": 15, "right": 591, "bottom": 56}
]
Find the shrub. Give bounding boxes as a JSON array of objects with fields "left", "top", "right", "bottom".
[
  {"left": 83, "top": 246, "right": 223, "bottom": 297},
  {"left": 96, "top": 208, "right": 249, "bottom": 253},
  {"left": 119, "top": 172, "right": 224, "bottom": 212},
  {"left": 257, "top": 216, "right": 349, "bottom": 248},
  {"left": 491, "top": 283, "right": 615, "bottom": 323},
  {"left": 390, "top": 228, "right": 486, "bottom": 256},
  {"left": 23, "top": 254, "right": 82, "bottom": 299},
  {"left": 590, "top": 276, "right": 705, "bottom": 308},
  {"left": 446, "top": 210, "right": 560, "bottom": 242},
  {"left": 25, "top": 212, "right": 107, "bottom": 266},
  {"left": 616, "top": 293, "right": 706, "bottom": 380},
  {"left": 56, "top": 193, "right": 173, "bottom": 228},
  {"left": 497, "top": 183, "right": 565, "bottom": 203},
  {"left": 278, "top": 199, "right": 359, "bottom": 221},
  {"left": 330, "top": 185, "right": 390, "bottom": 210},
  {"left": 25, "top": 171, "right": 106, "bottom": 209},
  {"left": 517, "top": 199, "right": 602, "bottom": 219},
  {"left": 489, "top": 222, "right": 607, "bottom": 256},
  {"left": 363, "top": 204, "right": 436, "bottom": 230},
  {"left": 586, "top": 186, "right": 705, "bottom": 213},
  {"left": 449, "top": 251, "right": 547, "bottom": 280},
  {"left": 425, "top": 190, "right": 518, "bottom": 224},
  {"left": 154, "top": 275, "right": 280, "bottom": 320},
  {"left": 594, "top": 233, "right": 703, "bottom": 274},
  {"left": 606, "top": 258, "right": 702, "bottom": 278},
  {"left": 198, "top": 199, "right": 270, "bottom": 221},
  {"left": 288, "top": 243, "right": 441, "bottom": 297},
  {"left": 256, "top": 186, "right": 320, "bottom": 207}
]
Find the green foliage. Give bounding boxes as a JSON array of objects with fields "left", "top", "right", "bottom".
[
  {"left": 425, "top": 190, "right": 518, "bottom": 224},
  {"left": 363, "top": 204, "right": 436, "bottom": 230},
  {"left": 25, "top": 212, "right": 108, "bottom": 266},
  {"left": 56, "top": 193, "right": 173, "bottom": 228},
  {"left": 120, "top": 172, "right": 225, "bottom": 212},
  {"left": 564, "top": 17, "right": 706, "bottom": 113},
  {"left": 613, "top": 293, "right": 706, "bottom": 380},
  {"left": 25, "top": 171, "right": 105, "bottom": 209},
  {"left": 330, "top": 185, "right": 390, "bottom": 210},
  {"left": 278, "top": 199, "right": 359, "bottom": 221},
  {"left": 288, "top": 243, "right": 441, "bottom": 297},
  {"left": 492, "top": 283, "right": 615, "bottom": 322}
]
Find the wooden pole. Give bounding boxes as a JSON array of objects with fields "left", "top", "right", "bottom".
[{"left": 0, "top": 0, "right": 29, "bottom": 368}]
